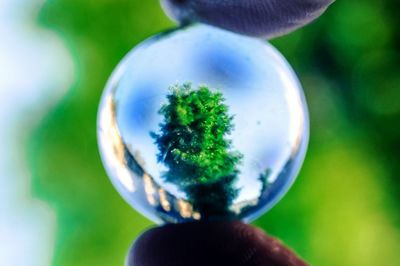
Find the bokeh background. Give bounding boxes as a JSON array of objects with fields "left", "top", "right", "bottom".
[{"left": 1, "top": 0, "right": 400, "bottom": 265}]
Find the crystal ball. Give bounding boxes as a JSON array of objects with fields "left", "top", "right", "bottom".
[{"left": 97, "top": 24, "right": 309, "bottom": 224}]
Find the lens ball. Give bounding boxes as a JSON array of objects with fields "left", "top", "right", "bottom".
[{"left": 97, "top": 24, "right": 309, "bottom": 224}]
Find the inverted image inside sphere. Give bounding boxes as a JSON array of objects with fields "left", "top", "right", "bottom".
[{"left": 97, "top": 24, "right": 309, "bottom": 224}]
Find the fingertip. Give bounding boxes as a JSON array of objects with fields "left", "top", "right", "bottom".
[
  {"left": 161, "top": 0, "right": 335, "bottom": 38},
  {"left": 128, "top": 221, "right": 308, "bottom": 266}
]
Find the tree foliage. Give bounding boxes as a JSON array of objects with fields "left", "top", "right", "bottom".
[{"left": 151, "top": 83, "right": 242, "bottom": 216}]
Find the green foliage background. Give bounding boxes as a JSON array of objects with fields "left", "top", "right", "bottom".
[{"left": 28, "top": 1, "right": 400, "bottom": 265}]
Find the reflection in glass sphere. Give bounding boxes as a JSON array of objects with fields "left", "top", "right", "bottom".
[{"left": 97, "top": 24, "right": 309, "bottom": 224}]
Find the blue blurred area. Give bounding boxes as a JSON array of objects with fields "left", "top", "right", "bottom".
[{"left": 0, "top": 0, "right": 76, "bottom": 265}]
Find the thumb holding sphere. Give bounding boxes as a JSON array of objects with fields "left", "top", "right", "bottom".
[
  {"left": 161, "top": 0, "right": 335, "bottom": 39},
  {"left": 128, "top": 221, "right": 308, "bottom": 266}
]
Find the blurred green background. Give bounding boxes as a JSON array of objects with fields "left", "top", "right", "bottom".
[{"left": 26, "top": 0, "right": 400, "bottom": 265}]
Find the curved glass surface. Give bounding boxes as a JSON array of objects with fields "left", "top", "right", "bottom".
[{"left": 97, "top": 24, "right": 309, "bottom": 224}]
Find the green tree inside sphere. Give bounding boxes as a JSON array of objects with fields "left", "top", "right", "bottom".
[{"left": 151, "top": 83, "right": 242, "bottom": 217}]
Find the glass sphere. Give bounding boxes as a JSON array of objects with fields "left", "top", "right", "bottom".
[{"left": 97, "top": 24, "right": 309, "bottom": 224}]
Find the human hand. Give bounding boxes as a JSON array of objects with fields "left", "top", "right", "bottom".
[
  {"left": 161, "top": 0, "right": 335, "bottom": 38},
  {"left": 128, "top": 221, "right": 308, "bottom": 266}
]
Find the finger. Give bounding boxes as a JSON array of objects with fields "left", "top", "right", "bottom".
[
  {"left": 128, "top": 221, "right": 308, "bottom": 266},
  {"left": 161, "top": 0, "right": 334, "bottom": 39}
]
